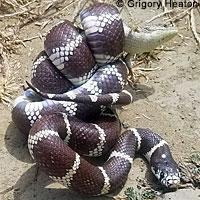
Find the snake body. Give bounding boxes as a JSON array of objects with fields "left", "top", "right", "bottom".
[{"left": 12, "top": 3, "right": 180, "bottom": 196}]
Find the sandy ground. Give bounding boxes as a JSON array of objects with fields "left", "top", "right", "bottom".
[{"left": 0, "top": 1, "right": 200, "bottom": 200}]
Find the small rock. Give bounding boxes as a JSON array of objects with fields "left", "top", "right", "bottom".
[
  {"left": 191, "top": 65, "right": 196, "bottom": 69},
  {"left": 160, "top": 103, "right": 166, "bottom": 108},
  {"left": 121, "top": 122, "right": 129, "bottom": 129}
]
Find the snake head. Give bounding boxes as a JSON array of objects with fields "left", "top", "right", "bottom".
[{"left": 151, "top": 162, "right": 180, "bottom": 188}]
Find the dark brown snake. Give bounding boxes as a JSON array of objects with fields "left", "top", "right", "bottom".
[{"left": 12, "top": 3, "right": 180, "bottom": 196}]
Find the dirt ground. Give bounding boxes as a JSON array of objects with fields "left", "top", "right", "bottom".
[{"left": 0, "top": 1, "right": 200, "bottom": 200}]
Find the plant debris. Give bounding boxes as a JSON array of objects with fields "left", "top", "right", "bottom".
[
  {"left": 0, "top": 0, "right": 199, "bottom": 106},
  {"left": 179, "top": 152, "right": 200, "bottom": 188},
  {"left": 0, "top": 50, "right": 21, "bottom": 106},
  {"left": 124, "top": 187, "right": 157, "bottom": 200}
]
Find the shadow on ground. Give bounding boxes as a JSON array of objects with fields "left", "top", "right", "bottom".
[
  {"left": 4, "top": 122, "right": 32, "bottom": 163},
  {"left": 5, "top": 83, "right": 155, "bottom": 200},
  {"left": 127, "top": 84, "right": 155, "bottom": 102},
  {"left": 4, "top": 83, "right": 155, "bottom": 164},
  {"left": 13, "top": 165, "right": 116, "bottom": 200}
]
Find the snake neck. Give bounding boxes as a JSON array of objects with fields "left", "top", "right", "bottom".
[{"left": 123, "top": 23, "right": 178, "bottom": 54}]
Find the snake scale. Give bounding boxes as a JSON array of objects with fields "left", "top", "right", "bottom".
[{"left": 12, "top": 2, "right": 180, "bottom": 196}]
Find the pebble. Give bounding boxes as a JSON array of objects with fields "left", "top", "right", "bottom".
[
  {"left": 188, "top": 113, "right": 192, "bottom": 116},
  {"left": 191, "top": 65, "right": 196, "bottom": 69},
  {"left": 121, "top": 121, "right": 129, "bottom": 129},
  {"left": 187, "top": 76, "right": 193, "bottom": 80},
  {"left": 160, "top": 103, "right": 166, "bottom": 108}
]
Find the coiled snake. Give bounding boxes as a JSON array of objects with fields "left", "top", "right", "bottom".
[{"left": 12, "top": 3, "right": 180, "bottom": 196}]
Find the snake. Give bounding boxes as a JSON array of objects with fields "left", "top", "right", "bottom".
[{"left": 12, "top": 2, "right": 180, "bottom": 196}]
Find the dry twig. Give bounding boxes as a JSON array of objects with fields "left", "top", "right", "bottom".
[
  {"left": 0, "top": 51, "right": 21, "bottom": 105},
  {"left": 166, "top": 6, "right": 194, "bottom": 23},
  {"left": 72, "top": 0, "right": 88, "bottom": 24},
  {"left": 190, "top": 9, "right": 200, "bottom": 45},
  {"left": 0, "top": 0, "right": 38, "bottom": 18},
  {"left": 146, "top": 9, "right": 174, "bottom": 24}
]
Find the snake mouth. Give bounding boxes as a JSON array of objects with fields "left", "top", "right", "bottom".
[
  {"left": 151, "top": 167, "right": 180, "bottom": 188},
  {"left": 160, "top": 171, "right": 180, "bottom": 188},
  {"left": 162, "top": 175, "right": 180, "bottom": 188}
]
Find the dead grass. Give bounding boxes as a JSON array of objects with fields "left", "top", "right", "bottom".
[
  {"left": 0, "top": 49, "right": 21, "bottom": 106},
  {"left": 0, "top": 23, "right": 21, "bottom": 105},
  {"left": 0, "top": 0, "right": 199, "bottom": 105},
  {"left": 0, "top": 0, "right": 86, "bottom": 105},
  {"left": 179, "top": 152, "right": 200, "bottom": 189},
  {"left": 127, "top": 3, "right": 200, "bottom": 85},
  {"left": 0, "top": 64, "right": 20, "bottom": 106}
]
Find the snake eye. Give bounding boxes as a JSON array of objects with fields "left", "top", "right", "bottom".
[{"left": 159, "top": 171, "right": 165, "bottom": 181}]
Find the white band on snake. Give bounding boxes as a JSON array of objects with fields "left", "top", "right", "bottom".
[{"left": 12, "top": 3, "right": 180, "bottom": 196}]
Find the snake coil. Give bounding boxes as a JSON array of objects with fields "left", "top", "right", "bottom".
[{"left": 12, "top": 3, "right": 180, "bottom": 196}]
